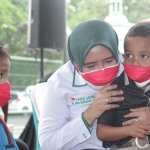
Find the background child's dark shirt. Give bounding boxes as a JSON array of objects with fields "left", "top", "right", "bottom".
[{"left": 97, "top": 72, "right": 150, "bottom": 148}]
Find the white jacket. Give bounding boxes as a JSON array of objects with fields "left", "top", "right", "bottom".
[{"left": 39, "top": 56, "right": 124, "bottom": 150}]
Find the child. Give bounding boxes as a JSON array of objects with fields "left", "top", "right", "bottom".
[
  {"left": 97, "top": 22, "right": 150, "bottom": 149},
  {"left": 0, "top": 46, "right": 20, "bottom": 149},
  {"left": 0, "top": 46, "right": 11, "bottom": 120}
]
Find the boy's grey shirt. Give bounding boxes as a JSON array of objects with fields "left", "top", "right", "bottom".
[{"left": 97, "top": 71, "right": 150, "bottom": 148}]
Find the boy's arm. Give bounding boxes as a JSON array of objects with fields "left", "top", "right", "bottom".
[
  {"left": 97, "top": 121, "right": 150, "bottom": 142},
  {"left": 97, "top": 124, "right": 129, "bottom": 141}
]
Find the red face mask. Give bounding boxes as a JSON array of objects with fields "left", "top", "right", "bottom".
[
  {"left": 0, "top": 83, "right": 11, "bottom": 107},
  {"left": 124, "top": 64, "right": 150, "bottom": 83},
  {"left": 75, "top": 62, "right": 119, "bottom": 86}
]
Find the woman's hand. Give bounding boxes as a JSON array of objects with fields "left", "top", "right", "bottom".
[
  {"left": 84, "top": 84, "right": 124, "bottom": 126},
  {"left": 123, "top": 107, "right": 150, "bottom": 126},
  {"left": 126, "top": 120, "right": 150, "bottom": 139}
]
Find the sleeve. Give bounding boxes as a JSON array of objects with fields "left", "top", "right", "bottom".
[{"left": 38, "top": 81, "right": 91, "bottom": 150}]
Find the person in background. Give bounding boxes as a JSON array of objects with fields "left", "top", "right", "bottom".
[
  {"left": 0, "top": 46, "right": 21, "bottom": 149},
  {"left": 0, "top": 46, "right": 11, "bottom": 121},
  {"left": 97, "top": 22, "right": 150, "bottom": 150}
]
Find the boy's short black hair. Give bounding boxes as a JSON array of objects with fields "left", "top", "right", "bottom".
[
  {"left": 0, "top": 46, "right": 10, "bottom": 61},
  {"left": 125, "top": 22, "right": 150, "bottom": 38}
]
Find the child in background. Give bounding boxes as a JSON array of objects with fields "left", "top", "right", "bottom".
[
  {"left": 0, "top": 46, "right": 20, "bottom": 149},
  {"left": 0, "top": 46, "right": 11, "bottom": 120},
  {"left": 97, "top": 22, "right": 150, "bottom": 149}
]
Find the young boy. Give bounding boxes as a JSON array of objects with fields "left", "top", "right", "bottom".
[{"left": 97, "top": 22, "right": 150, "bottom": 149}]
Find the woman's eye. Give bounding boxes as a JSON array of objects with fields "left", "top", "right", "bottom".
[
  {"left": 106, "top": 59, "right": 113, "bottom": 63},
  {"left": 87, "top": 65, "right": 95, "bottom": 68},
  {"left": 141, "top": 54, "right": 148, "bottom": 59}
]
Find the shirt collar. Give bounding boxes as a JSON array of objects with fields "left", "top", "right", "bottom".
[
  {"left": 124, "top": 72, "right": 130, "bottom": 86},
  {"left": 145, "top": 85, "right": 150, "bottom": 92},
  {"left": 72, "top": 66, "right": 87, "bottom": 87}
]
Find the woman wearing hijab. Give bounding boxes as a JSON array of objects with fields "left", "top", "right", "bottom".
[{"left": 38, "top": 20, "right": 150, "bottom": 150}]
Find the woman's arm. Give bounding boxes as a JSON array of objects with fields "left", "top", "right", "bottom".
[
  {"left": 38, "top": 82, "right": 124, "bottom": 150},
  {"left": 38, "top": 81, "right": 91, "bottom": 150},
  {"left": 97, "top": 121, "right": 150, "bottom": 141}
]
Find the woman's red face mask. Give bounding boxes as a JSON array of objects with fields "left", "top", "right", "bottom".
[
  {"left": 75, "top": 62, "right": 119, "bottom": 86},
  {"left": 81, "top": 63, "right": 119, "bottom": 86}
]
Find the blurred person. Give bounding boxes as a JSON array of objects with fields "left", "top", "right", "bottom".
[
  {"left": 97, "top": 22, "right": 150, "bottom": 150},
  {"left": 0, "top": 46, "right": 11, "bottom": 121},
  {"left": 0, "top": 46, "right": 10, "bottom": 122},
  {"left": 0, "top": 46, "right": 20, "bottom": 149}
]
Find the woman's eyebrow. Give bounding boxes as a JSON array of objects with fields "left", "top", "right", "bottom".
[
  {"left": 83, "top": 56, "right": 114, "bottom": 65},
  {"left": 83, "top": 62, "right": 96, "bottom": 65},
  {"left": 103, "top": 56, "right": 114, "bottom": 61}
]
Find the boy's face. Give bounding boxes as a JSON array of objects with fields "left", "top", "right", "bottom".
[
  {"left": 123, "top": 36, "right": 150, "bottom": 67},
  {"left": 0, "top": 57, "right": 10, "bottom": 84}
]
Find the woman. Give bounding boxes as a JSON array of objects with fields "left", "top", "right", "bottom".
[{"left": 38, "top": 20, "right": 150, "bottom": 150}]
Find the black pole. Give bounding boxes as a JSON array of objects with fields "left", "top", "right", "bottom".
[
  {"left": 63, "top": 46, "right": 67, "bottom": 64},
  {"left": 40, "top": 48, "right": 44, "bottom": 78}
]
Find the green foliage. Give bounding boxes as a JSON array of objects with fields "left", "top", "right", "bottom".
[
  {"left": 1, "top": 0, "right": 150, "bottom": 58},
  {"left": 0, "top": 0, "right": 28, "bottom": 56},
  {"left": 123, "top": 0, "right": 150, "bottom": 23},
  {"left": 67, "top": 0, "right": 108, "bottom": 30},
  {"left": 67, "top": 0, "right": 150, "bottom": 30}
]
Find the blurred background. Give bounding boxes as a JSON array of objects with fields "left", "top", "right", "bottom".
[{"left": 1, "top": 0, "right": 150, "bottom": 138}]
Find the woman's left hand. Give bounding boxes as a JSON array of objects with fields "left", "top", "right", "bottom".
[{"left": 122, "top": 107, "right": 150, "bottom": 126}]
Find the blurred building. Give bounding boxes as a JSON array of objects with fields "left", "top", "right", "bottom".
[{"left": 105, "top": 0, "right": 134, "bottom": 53}]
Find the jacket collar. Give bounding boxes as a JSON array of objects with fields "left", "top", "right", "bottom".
[{"left": 72, "top": 66, "right": 87, "bottom": 87}]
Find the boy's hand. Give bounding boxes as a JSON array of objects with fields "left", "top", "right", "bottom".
[{"left": 127, "top": 120, "right": 150, "bottom": 139}]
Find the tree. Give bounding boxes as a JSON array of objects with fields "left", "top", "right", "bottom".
[
  {"left": 67, "top": 0, "right": 108, "bottom": 30},
  {"left": 1, "top": 0, "right": 150, "bottom": 57},
  {"left": 67, "top": 0, "right": 150, "bottom": 30},
  {"left": 0, "top": 0, "right": 28, "bottom": 56},
  {"left": 123, "top": 0, "right": 150, "bottom": 23}
]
